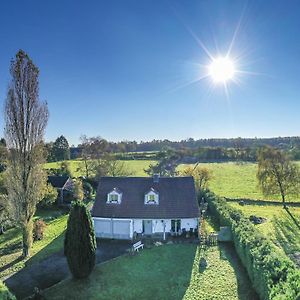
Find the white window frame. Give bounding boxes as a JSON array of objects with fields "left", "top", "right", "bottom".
[
  {"left": 107, "top": 189, "right": 122, "bottom": 204},
  {"left": 144, "top": 190, "right": 159, "bottom": 205}
]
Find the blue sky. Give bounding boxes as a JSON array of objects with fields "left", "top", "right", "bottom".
[{"left": 1, "top": 0, "right": 300, "bottom": 145}]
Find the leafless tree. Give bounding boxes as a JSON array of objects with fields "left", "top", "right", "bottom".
[{"left": 4, "top": 50, "right": 48, "bottom": 257}]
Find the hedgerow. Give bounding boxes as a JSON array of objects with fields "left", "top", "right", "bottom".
[
  {"left": 206, "top": 191, "right": 300, "bottom": 300},
  {"left": 0, "top": 281, "right": 15, "bottom": 300}
]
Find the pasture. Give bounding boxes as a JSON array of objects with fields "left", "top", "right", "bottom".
[
  {"left": 45, "top": 160, "right": 300, "bottom": 202},
  {"left": 179, "top": 161, "right": 300, "bottom": 202},
  {"left": 44, "top": 159, "right": 156, "bottom": 177}
]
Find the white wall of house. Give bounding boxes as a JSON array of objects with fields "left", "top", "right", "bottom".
[
  {"left": 132, "top": 219, "right": 143, "bottom": 233},
  {"left": 181, "top": 218, "right": 199, "bottom": 231}
]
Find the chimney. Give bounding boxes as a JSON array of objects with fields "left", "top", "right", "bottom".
[{"left": 153, "top": 174, "right": 160, "bottom": 183}]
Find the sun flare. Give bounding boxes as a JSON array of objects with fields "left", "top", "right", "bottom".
[{"left": 208, "top": 57, "right": 235, "bottom": 83}]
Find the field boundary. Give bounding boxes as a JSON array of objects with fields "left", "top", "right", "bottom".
[{"left": 225, "top": 197, "right": 300, "bottom": 207}]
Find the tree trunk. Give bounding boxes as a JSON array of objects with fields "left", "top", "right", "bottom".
[
  {"left": 281, "top": 193, "right": 287, "bottom": 208},
  {"left": 22, "top": 218, "right": 33, "bottom": 257},
  {"left": 83, "top": 156, "right": 89, "bottom": 178}
]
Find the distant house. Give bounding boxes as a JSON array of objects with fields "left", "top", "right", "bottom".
[
  {"left": 47, "top": 176, "right": 74, "bottom": 204},
  {"left": 91, "top": 175, "right": 199, "bottom": 240}
]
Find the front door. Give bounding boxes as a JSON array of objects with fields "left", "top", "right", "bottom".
[
  {"left": 171, "top": 219, "right": 181, "bottom": 233},
  {"left": 143, "top": 220, "right": 152, "bottom": 235}
]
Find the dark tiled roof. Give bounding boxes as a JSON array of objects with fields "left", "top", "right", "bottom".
[
  {"left": 48, "top": 176, "right": 70, "bottom": 189},
  {"left": 92, "top": 177, "right": 199, "bottom": 219}
]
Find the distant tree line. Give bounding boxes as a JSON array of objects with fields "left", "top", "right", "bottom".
[
  {"left": 87, "top": 136, "right": 300, "bottom": 153},
  {"left": 3, "top": 135, "right": 300, "bottom": 165}
]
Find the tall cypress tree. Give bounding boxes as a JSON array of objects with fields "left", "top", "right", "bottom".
[{"left": 64, "top": 201, "right": 97, "bottom": 278}]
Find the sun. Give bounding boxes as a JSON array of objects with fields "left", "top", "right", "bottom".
[{"left": 208, "top": 57, "right": 235, "bottom": 83}]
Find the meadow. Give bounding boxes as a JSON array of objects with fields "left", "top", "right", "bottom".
[
  {"left": 45, "top": 159, "right": 300, "bottom": 202},
  {"left": 44, "top": 159, "right": 156, "bottom": 177}
]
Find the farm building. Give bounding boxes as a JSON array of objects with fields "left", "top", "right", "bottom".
[{"left": 91, "top": 175, "right": 199, "bottom": 239}]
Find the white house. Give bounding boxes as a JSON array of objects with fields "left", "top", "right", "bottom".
[{"left": 91, "top": 175, "right": 199, "bottom": 240}]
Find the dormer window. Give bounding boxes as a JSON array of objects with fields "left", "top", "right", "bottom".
[
  {"left": 109, "top": 194, "right": 119, "bottom": 202},
  {"left": 148, "top": 194, "right": 155, "bottom": 202},
  {"left": 145, "top": 188, "right": 159, "bottom": 205},
  {"left": 107, "top": 188, "right": 122, "bottom": 204}
]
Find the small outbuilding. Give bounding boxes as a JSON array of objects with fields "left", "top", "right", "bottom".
[
  {"left": 91, "top": 175, "right": 199, "bottom": 240},
  {"left": 47, "top": 175, "right": 74, "bottom": 204}
]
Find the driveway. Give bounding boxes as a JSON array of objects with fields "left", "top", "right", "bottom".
[{"left": 4, "top": 239, "right": 131, "bottom": 299}]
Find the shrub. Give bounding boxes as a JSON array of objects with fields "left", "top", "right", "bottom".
[
  {"left": 72, "top": 180, "right": 84, "bottom": 201},
  {"left": 39, "top": 183, "right": 58, "bottom": 207},
  {"left": 64, "top": 201, "right": 96, "bottom": 279},
  {"left": 82, "top": 181, "right": 93, "bottom": 199},
  {"left": 33, "top": 219, "right": 47, "bottom": 241},
  {"left": 0, "top": 280, "right": 16, "bottom": 300},
  {"left": 207, "top": 193, "right": 300, "bottom": 300}
]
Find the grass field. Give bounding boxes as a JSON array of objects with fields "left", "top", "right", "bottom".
[
  {"left": 45, "top": 160, "right": 300, "bottom": 202},
  {"left": 44, "top": 160, "right": 156, "bottom": 177},
  {"left": 44, "top": 243, "right": 257, "bottom": 300},
  {"left": 229, "top": 202, "right": 300, "bottom": 266},
  {"left": 179, "top": 161, "right": 300, "bottom": 202},
  {"left": 0, "top": 208, "right": 67, "bottom": 280}
]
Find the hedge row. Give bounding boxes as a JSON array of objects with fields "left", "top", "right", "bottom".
[
  {"left": 206, "top": 192, "right": 300, "bottom": 300},
  {"left": 0, "top": 281, "right": 15, "bottom": 300}
]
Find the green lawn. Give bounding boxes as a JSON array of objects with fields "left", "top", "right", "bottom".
[
  {"left": 44, "top": 244, "right": 257, "bottom": 300},
  {"left": 0, "top": 208, "right": 67, "bottom": 280},
  {"left": 229, "top": 202, "right": 300, "bottom": 265}
]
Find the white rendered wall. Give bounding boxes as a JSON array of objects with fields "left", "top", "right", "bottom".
[{"left": 181, "top": 218, "right": 199, "bottom": 231}]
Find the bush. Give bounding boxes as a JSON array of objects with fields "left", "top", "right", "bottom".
[
  {"left": 207, "top": 193, "right": 300, "bottom": 300},
  {"left": 39, "top": 183, "right": 58, "bottom": 207},
  {"left": 33, "top": 219, "right": 47, "bottom": 241},
  {"left": 82, "top": 181, "right": 93, "bottom": 199},
  {"left": 64, "top": 201, "right": 97, "bottom": 279},
  {"left": 72, "top": 180, "right": 84, "bottom": 201},
  {"left": 0, "top": 281, "right": 16, "bottom": 300}
]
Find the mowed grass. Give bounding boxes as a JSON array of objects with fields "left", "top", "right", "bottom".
[
  {"left": 44, "top": 244, "right": 257, "bottom": 300},
  {"left": 0, "top": 208, "right": 67, "bottom": 280},
  {"left": 184, "top": 244, "right": 257, "bottom": 300},
  {"left": 229, "top": 203, "right": 300, "bottom": 264}
]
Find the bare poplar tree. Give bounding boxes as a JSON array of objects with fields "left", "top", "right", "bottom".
[{"left": 4, "top": 50, "right": 48, "bottom": 257}]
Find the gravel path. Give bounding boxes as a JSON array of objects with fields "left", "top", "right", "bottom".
[{"left": 4, "top": 239, "right": 131, "bottom": 299}]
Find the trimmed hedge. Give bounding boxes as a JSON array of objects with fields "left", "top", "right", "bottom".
[
  {"left": 0, "top": 281, "right": 15, "bottom": 300},
  {"left": 206, "top": 191, "right": 300, "bottom": 300}
]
